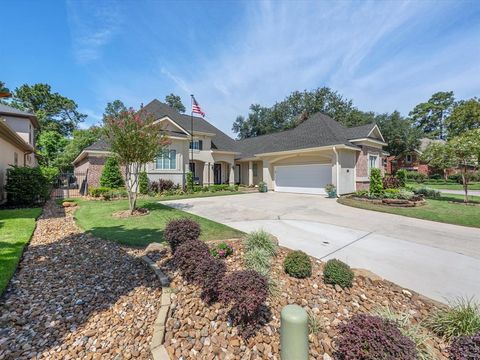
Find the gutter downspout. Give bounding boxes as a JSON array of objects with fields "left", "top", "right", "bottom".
[{"left": 332, "top": 146, "right": 340, "bottom": 197}]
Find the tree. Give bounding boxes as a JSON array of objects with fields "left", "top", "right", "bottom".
[
  {"left": 445, "top": 98, "right": 480, "bottom": 138},
  {"left": 37, "top": 130, "right": 69, "bottom": 167},
  {"left": 447, "top": 129, "right": 480, "bottom": 202},
  {"left": 409, "top": 91, "right": 455, "bottom": 140},
  {"left": 103, "top": 107, "right": 168, "bottom": 213},
  {"left": 0, "top": 81, "right": 11, "bottom": 98},
  {"left": 6, "top": 83, "right": 86, "bottom": 136},
  {"left": 100, "top": 157, "right": 125, "bottom": 188},
  {"left": 420, "top": 142, "right": 455, "bottom": 180},
  {"left": 103, "top": 100, "right": 127, "bottom": 120},
  {"left": 54, "top": 127, "right": 101, "bottom": 171},
  {"left": 165, "top": 93, "right": 186, "bottom": 113},
  {"left": 376, "top": 111, "right": 423, "bottom": 156}
]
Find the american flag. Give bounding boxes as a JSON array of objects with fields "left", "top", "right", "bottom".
[{"left": 191, "top": 95, "right": 205, "bottom": 117}]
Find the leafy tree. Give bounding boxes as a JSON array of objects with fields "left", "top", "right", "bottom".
[
  {"left": 165, "top": 93, "right": 186, "bottom": 113},
  {"left": 447, "top": 129, "right": 480, "bottom": 202},
  {"left": 232, "top": 87, "right": 374, "bottom": 139},
  {"left": 103, "top": 100, "right": 127, "bottom": 120},
  {"left": 409, "top": 91, "right": 455, "bottom": 140},
  {"left": 6, "top": 83, "right": 86, "bottom": 136},
  {"left": 0, "top": 81, "right": 11, "bottom": 98},
  {"left": 54, "top": 127, "right": 101, "bottom": 171},
  {"left": 420, "top": 142, "right": 455, "bottom": 180},
  {"left": 100, "top": 157, "right": 125, "bottom": 188},
  {"left": 37, "top": 130, "right": 69, "bottom": 166},
  {"left": 446, "top": 98, "right": 480, "bottom": 138},
  {"left": 103, "top": 107, "right": 168, "bottom": 213},
  {"left": 376, "top": 111, "right": 423, "bottom": 156}
]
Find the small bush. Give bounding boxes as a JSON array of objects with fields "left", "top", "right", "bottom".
[
  {"left": 245, "top": 248, "right": 271, "bottom": 277},
  {"left": 210, "top": 242, "right": 234, "bottom": 258},
  {"left": 307, "top": 309, "right": 323, "bottom": 335},
  {"left": 323, "top": 259, "right": 354, "bottom": 288},
  {"left": 219, "top": 270, "right": 268, "bottom": 339},
  {"left": 5, "top": 166, "right": 50, "bottom": 206},
  {"left": 448, "top": 173, "right": 463, "bottom": 184},
  {"left": 427, "top": 297, "right": 480, "bottom": 339},
  {"left": 406, "top": 170, "right": 428, "bottom": 183},
  {"left": 369, "top": 168, "right": 383, "bottom": 196},
  {"left": 354, "top": 189, "right": 369, "bottom": 198},
  {"left": 429, "top": 173, "right": 442, "bottom": 180},
  {"left": 383, "top": 176, "right": 401, "bottom": 189},
  {"left": 138, "top": 171, "right": 149, "bottom": 195},
  {"left": 164, "top": 218, "right": 201, "bottom": 253},
  {"left": 100, "top": 157, "right": 124, "bottom": 188},
  {"left": 413, "top": 187, "right": 441, "bottom": 199},
  {"left": 335, "top": 314, "right": 418, "bottom": 360},
  {"left": 448, "top": 332, "right": 480, "bottom": 360},
  {"left": 244, "top": 230, "right": 277, "bottom": 256},
  {"left": 173, "top": 240, "right": 210, "bottom": 282},
  {"left": 398, "top": 189, "right": 416, "bottom": 200},
  {"left": 396, "top": 169, "right": 407, "bottom": 187},
  {"left": 283, "top": 250, "right": 312, "bottom": 279},
  {"left": 195, "top": 256, "right": 227, "bottom": 304},
  {"left": 88, "top": 186, "right": 112, "bottom": 198},
  {"left": 150, "top": 179, "right": 175, "bottom": 193}
]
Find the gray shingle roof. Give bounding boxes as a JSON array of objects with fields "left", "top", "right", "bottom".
[
  {"left": 0, "top": 103, "right": 39, "bottom": 128},
  {"left": 85, "top": 138, "right": 109, "bottom": 151},
  {"left": 84, "top": 99, "right": 381, "bottom": 159}
]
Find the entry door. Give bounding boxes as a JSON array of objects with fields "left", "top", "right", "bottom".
[
  {"left": 274, "top": 164, "right": 331, "bottom": 194},
  {"left": 214, "top": 163, "right": 222, "bottom": 184}
]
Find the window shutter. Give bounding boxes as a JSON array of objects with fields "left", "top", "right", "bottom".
[{"left": 199, "top": 140, "right": 203, "bottom": 150}]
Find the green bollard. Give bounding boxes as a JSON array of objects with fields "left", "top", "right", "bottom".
[{"left": 280, "top": 304, "right": 309, "bottom": 360}]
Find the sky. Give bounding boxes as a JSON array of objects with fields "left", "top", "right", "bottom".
[{"left": 2, "top": 0, "right": 480, "bottom": 135}]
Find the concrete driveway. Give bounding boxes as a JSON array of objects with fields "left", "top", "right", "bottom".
[
  {"left": 439, "top": 189, "right": 480, "bottom": 196},
  {"left": 163, "top": 192, "right": 480, "bottom": 303}
]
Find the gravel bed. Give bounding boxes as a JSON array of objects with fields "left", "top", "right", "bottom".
[
  {"left": 154, "top": 240, "right": 448, "bottom": 360},
  {"left": 0, "top": 200, "right": 162, "bottom": 360}
]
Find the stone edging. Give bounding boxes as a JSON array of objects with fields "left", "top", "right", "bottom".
[{"left": 141, "top": 250, "right": 172, "bottom": 360}]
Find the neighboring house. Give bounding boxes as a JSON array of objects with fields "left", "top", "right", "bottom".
[
  {"left": 385, "top": 138, "right": 445, "bottom": 175},
  {"left": 0, "top": 103, "right": 39, "bottom": 202},
  {"left": 73, "top": 99, "right": 387, "bottom": 195}
]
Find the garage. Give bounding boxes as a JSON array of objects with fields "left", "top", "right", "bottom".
[{"left": 274, "top": 164, "right": 331, "bottom": 194}]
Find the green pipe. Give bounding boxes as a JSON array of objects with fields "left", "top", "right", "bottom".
[{"left": 280, "top": 304, "right": 309, "bottom": 360}]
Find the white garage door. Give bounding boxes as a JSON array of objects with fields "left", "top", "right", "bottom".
[{"left": 274, "top": 164, "right": 331, "bottom": 194}]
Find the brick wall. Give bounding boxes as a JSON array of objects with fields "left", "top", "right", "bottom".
[
  {"left": 86, "top": 156, "right": 106, "bottom": 188},
  {"left": 356, "top": 145, "right": 384, "bottom": 178}
]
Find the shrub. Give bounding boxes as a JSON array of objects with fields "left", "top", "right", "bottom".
[
  {"left": 186, "top": 171, "right": 194, "bottom": 191},
  {"left": 283, "top": 250, "right": 312, "bottom": 279},
  {"left": 88, "top": 186, "right": 112, "bottom": 198},
  {"left": 138, "top": 171, "right": 149, "bottom": 195},
  {"left": 354, "top": 189, "right": 369, "bottom": 198},
  {"left": 164, "top": 218, "right": 201, "bottom": 253},
  {"left": 369, "top": 168, "right": 383, "bottom": 196},
  {"left": 323, "top": 258, "right": 354, "bottom": 288},
  {"left": 100, "top": 157, "right": 124, "bottom": 188},
  {"left": 244, "top": 230, "right": 277, "bottom": 256},
  {"left": 427, "top": 297, "right": 480, "bottom": 339},
  {"left": 245, "top": 248, "right": 271, "bottom": 277},
  {"left": 383, "top": 176, "right": 401, "bottom": 189},
  {"left": 307, "top": 309, "right": 323, "bottom": 335},
  {"left": 195, "top": 256, "right": 227, "bottom": 304},
  {"left": 396, "top": 169, "right": 407, "bottom": 187},
  {"left": 335, "top": 314, "right": 418, "bottom": 360},
  {"left": 219, "top": 270, "right": 268, "bottom": 339},
  {"left": 448, "top": 173, "right": 463, "bottom": 184},
  {"left": 413, "top": 187, "right": 441, "bottom": 199},
  {"left": 173, "top": 240, "right": 210, "bottom": 282},
  {"left": 210, "top": 242, "right": 234, "bottom": 258},
  {"left": 150, "top": 179, "right": 175, "bottom": 193},
  {"left": 40, "top": 166, "right": 59, "bottom": 184},
  {"left": 5, "top": 166, "right": 50, "bottom": 206},
  {"left": 448, "top": 332, "right": 480, "bottom": 360},
  {"left": 429, "top": 173, "right": 442, "bottom": 180},
  {"left": 398, "top": 189, "right": 416, "bottom": 200}
]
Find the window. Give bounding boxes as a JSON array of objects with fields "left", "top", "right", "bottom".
[
  {"left": 252, "top": 163, "right": 258, "bottom": 177},
  {"left": 189, "top": 140, "right": 203, "bottom": 150},
  {"left": 368, "top": 154, "right": 378, "bottom": 174},
  {"left": 189, "top": 162, "right": 196, "bottom": 176},
  {"left": 155, "top": 149, "right": 176, "bottom": 170},
  {"left": 406, "top": 154, "right": 412, "bottom": 163},
  {"left": 14, "top": 152, "right": 18, "bottom": 166}
]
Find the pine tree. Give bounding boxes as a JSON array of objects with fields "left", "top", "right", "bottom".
[{"left": 100, "top": 157, "right": 125, "bottom": 188}]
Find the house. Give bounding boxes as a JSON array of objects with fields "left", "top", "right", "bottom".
[
  {"left": 73, "top": 99, "right": 386, "bottom": 195},
  {"left": 385, "top": 138, "right": 445, "bottom": 175},
  {"left": 0, "top": 103, "right": 39, "bottom": 202}
]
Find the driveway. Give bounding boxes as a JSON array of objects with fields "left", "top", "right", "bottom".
[
  {"left": 163, "top": 192, "right": 480, "bottom": 303},
  {"left": 439, "top": 189, "right": 480, "bottom": 196}
]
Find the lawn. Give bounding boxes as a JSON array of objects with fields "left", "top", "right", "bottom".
[
  {"left": 73, "top": 198, "right": 244, "bottom": 247},
  {"left": 407, "top": 181, "right": 480, "bottom": 190},
  {"left": 0, "top": 207, "right": 42, "bottom": 294},
  {"left": 338, "top": 194, "right": 480, "bottom": 228}
]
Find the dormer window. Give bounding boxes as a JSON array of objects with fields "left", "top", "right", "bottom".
[
  {"left": 189, "top": 140, "right": 203, "bottom": 150},
  {"left": 406, "top": 154, "right": 413, "bottom": 163}
]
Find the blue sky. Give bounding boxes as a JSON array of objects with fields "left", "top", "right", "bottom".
[{"left": 2, "top": 0, "right": 480, "bottom": 135}]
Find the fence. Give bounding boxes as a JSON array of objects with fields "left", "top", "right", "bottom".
[{"left": 51, "top": 171, "right": 88, "bottom": 199}]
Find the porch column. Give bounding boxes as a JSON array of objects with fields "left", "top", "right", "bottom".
[
  {"left": 229, "top": 163, "right": 235, "bottom": 185},
  {"left": 209, "top": 162, "right": 214, "bottom": 185},
  {"left": 248, "top": 161, "right": 253, "bottom": 186}
]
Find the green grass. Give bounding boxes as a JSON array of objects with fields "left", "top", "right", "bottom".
[
  {"left": 0, "top": 207, "right": 42, "bottom": 294},
  {"left": 407, "top": 182, "right": 480, "bottom": 190},
  {"left": 72, "top": 198, "right": 244, "bottom": 247},
  {"left": 338, "top": 194, "right": 480, "bottom": 228}
]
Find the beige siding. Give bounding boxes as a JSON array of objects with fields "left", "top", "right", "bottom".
[{"left": 0, "top": 137, "right": 30, "bottom": 202}]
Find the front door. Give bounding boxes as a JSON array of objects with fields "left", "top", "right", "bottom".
[{"left": 214, "top": 163, "right": 222, "bottom": 184}]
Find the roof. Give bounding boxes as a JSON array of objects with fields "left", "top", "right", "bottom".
[
  {"left": 0, "top": 120, "right": 34, "bottom": 152},
  {"left": 0, "top": 103, "right": 40, "bottom": 128},
  {"left": 344, "top": 123, "right": 377, "bottom": 139}
]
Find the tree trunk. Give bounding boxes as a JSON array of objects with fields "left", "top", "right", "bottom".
[
  {"left": 124, "top": 162, "right": 135, "bottom": 213},
  {"left": 462, "top": 164, "right": 468, "bottom": 203},
  {"left": 129, "top": 163, "right": 140, "bottom": 214},
  {"left": 443, "top": 168, "right": 448, "bottom": 181}
]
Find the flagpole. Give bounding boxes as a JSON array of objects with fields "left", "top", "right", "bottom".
[{"left": 190, "top": 94, "right": 194, "bottom": 172}]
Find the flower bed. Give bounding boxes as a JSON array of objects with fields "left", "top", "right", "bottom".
[
  {"left": 350, "top": 195, "right": 426, "bottom": 207},
  {"left": 148, "top": 240, "right": 448, "bottom": 359}
]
